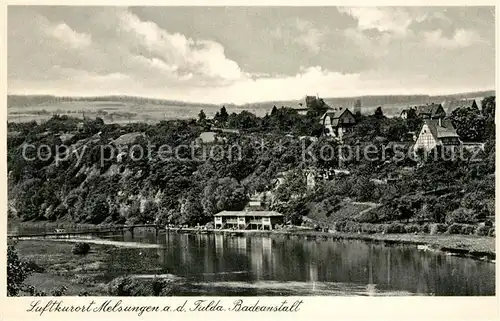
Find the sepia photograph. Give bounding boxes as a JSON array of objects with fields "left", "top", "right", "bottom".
[{"left": 6, "top": 5, "right": 495, "bottom": 299}]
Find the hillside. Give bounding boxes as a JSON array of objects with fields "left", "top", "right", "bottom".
[
  {"left": 237, "top": 90, "right": 495, "bottom": 110},
  {"left": 7, "top": 95, "right": 219, "bottom": 108},
  {"left": 8, "top": 90, "right": 494, "bottom": 109},
  {"left": 7, "top": 98, "right": 495, "bottom": 235}
]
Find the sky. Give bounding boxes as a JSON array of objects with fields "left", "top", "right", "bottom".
[{"left": 7, "top": 6, "right": 496, "bottom": 104}]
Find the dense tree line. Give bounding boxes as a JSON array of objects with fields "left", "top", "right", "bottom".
[{"left": 7, "top": 97, "right": 495, "bottom": 228}]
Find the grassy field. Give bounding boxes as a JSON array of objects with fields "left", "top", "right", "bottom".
[
  {"left": 7, "top": 99, "right": 426, "bottom": 124},
  {"left": 11, "top": 240, "right": 110, "bottom": 295},
  {"left": 8, "top": 100, "right": 273, "bottom": 124},
  {"left": 10, "top": 239, "right": 173, "bottom": 296}
]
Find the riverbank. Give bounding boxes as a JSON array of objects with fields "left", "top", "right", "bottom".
[
  {"left": 176, "top": 228, "right": 496, "bottom": 261},
  {"left": 9, "top": 231, "right": 495, "bottom": 296},
  {"left": 8, "top": 239, "right": 179, "bottom": 296},
  {"left": 9, "top": 221, "right": 496, "bottom": 261},
  {"left": 10, "top": 239, "right": 420, "bottom": 296}
]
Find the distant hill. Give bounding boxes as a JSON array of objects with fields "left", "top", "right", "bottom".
[
  {"left": 7, "top": 90, "right": 494, "bottom": 110},
  {"left": 236, "top": 90, "right": 496, "bottom": 110},
  {"left": 7, "top": 94, "right": 219, "bottom": 108}
]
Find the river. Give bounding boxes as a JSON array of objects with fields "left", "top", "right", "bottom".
[{"left": 11, "top": 226, "right": 496, "bottom": 296}]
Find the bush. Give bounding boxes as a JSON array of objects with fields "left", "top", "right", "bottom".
[
  {"left": 360, "top": 223, "right": 379, "bottom": 234},
  {"left": 489, "top": 228, "right": 495, "bottom": 237},
  {"left": 475, "top": 225, "right": 491, "bottom": 236},
  {"left": 159, "top": 284, "right": 177, "bottom": 296},
  {"left": 376, "top": 224, "right": 387, "bottom": 233},
  {"left": 72, "top": 242, "right": 91, "bottom": 255},
  {"left": 7, "top": 246, "right": 31, "bottom": 296},
  {"left": 108, "top": 276, "right": 152, "bottom": 296},
  {"left": 24, "top": 284, "right": 46, "bottom": 296},
  {"left": 446, "top": 223, "right": 475, "bottom": 235},
  {"left": 384, "top": 223, "right": 405, "bottom": 234},
  {"left": 51, "top": 286, "right": 68, "bottom": 296},
  {"left": 429, "top": 223, "right": 447, "bottom": 235},
  {"left": 354, "top": 210, "right": 379, "bottom": 223},
  {"left": 404, "top": 224, "right": 421, "bottom": 234},
  {"left": 107, "top": 276, "right": 178, "bottom": 296},
  {"left": 445, "top": 208, "right": 476, "bottom": 224}
]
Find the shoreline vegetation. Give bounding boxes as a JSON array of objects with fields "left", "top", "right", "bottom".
[{"left": 9, "top": 221, "right": 495, "bottom": 261}]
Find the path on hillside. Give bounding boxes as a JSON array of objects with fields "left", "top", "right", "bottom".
[{"left": 351, "top": 201, "right": 382, "bottom": 215}]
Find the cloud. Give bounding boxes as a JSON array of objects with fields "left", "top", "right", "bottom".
[
  {"left": 7, "top": 7, "right": 495, "bottom": 104},
  {"left": 343, "top": 28, "right": 393, "bottom": 58},
  {"left": 45, "top": 23, "right": 92, "bottom": 49},
  {"left": 293, "top": 19, "right": 325, "bottom": 54},
  {"left": 115, "top": 10, "right": 243, "bottom": 83},
  {"left": 423, "top": 28, "right": 487, "bottom": 49},
  {"left": 270, "top": 19, "right": 326, "bottom": 55},
  {"left": 10, "top": 8, "right": 244, "bottom": 87},
  {"left": 339, "top": 7, "right": 423, "bottom": 35}
]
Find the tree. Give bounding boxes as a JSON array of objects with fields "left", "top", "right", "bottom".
[
  {"left": 450, "top": 107, "right": 486, "bottom": 142},
  {"left": 227, "top": 110, "right": 260, "bottom": 129},
  {"left": 481, "top": 96, "right": 495, "bottom": 118},
  {"left": 374, "top": 106, "right": 384, "bottom": 119},
  {"left": 354, "top": 110, "right": 362, "bottom": 122},
  {"left": 383, "top": 119, "right": 409, "bottom": 141},
  {"left": 201, "top": 177, "right": 248, "bottom": 217},
  {"left": 273, "top": 197, "right": 307, "bottom": 225},
  {"left": 179, "top": 193, "right": 205, "bottom": 225},
  {"left": 198, "top": 110, "right": 207, "bottom": 122},
  {"left": 82, "top": 194, "right": 109, "bottom": 224},
  {"left": 8, "top": 246, "right": 31, "bottom": 296},
  {"left": 306, "top": 97, "right": 328, "bottom": 118},
  {"left": 353, "top": 176, "right": 375, "bottom": 201},
  {"left": 274, "top": 170, "right": 307, "bottom": 202},
  {"left": 216, "top": 106, "right": 229, "bottom": 124},
  {"left": 481, "top": 96, "right": 495, "bottom": 141},
  {"left": 271, "top": 105, "right": 278, "bottom": 116},
  {"left": 220, "top": 106, "right": 229, "bottom": 123}
]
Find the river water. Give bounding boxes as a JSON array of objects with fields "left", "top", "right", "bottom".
[
  {"left": 12, "top": 226, "right": 495, "bottom": 296},
  {"left": 101, "top": 229, "right": 494, "bottom": 296}
]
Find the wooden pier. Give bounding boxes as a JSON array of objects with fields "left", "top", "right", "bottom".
[{"left": 7, "top": 224, "right": 162, "bottom": 240}]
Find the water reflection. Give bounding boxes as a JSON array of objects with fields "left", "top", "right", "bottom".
[
  {"left": 158, "top": 232, "right": 496, "bottom": 295},
  {"left": 12, "top": 226, "right": 496, "bottom": 296}
]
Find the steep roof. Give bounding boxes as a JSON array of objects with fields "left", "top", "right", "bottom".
[
  {"left": 320, "top": 108, "right": 352, "bottom": 126},
  {"left": 443, "top": 99, "right": 477, "bottom": 115},
  {"left": 214, "top": 210, "right": 283, "bottom": 217},
  {"left": 424, "top": 119, "right": 459, "bottom": 140},
  {"left": 415, "top": 103, "right": 443, "bottom": 117}
]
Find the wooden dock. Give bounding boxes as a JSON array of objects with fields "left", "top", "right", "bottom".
[{"left": 7, "top": 224, "right": 161, "bottom": 240}]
